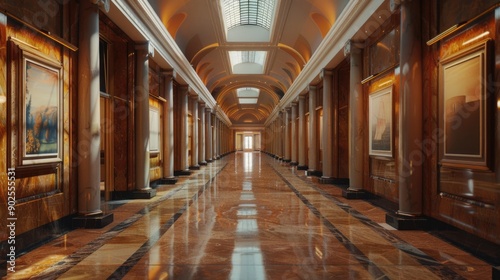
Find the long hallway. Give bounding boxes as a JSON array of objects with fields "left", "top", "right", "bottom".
[{"left": 8, "top": 152, "right": 493, "bottom": 279}]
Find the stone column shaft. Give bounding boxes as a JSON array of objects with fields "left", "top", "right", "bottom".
[
  {"left": 322, "top": 70, "right": 334, "bottom": 178},
  {"left": 285, "top": 108, "right": 291, "bottom": 161},
  {"left": 298, "top": 95, "right": 307, "bottom": 169},
  {"left": 190, "top": 96, "right": 199, "bottom": 168},
  {"left": 180, "top": 86, "right": 189, "bottom": 171},
  {"left": 161, "top": 71, "right": 174, "bottom": 179},
  {"left": 398, "top": 0, "right": 423, "bottom": 216},
  {"left": 199, "top": 104, "right": 206, "bottom": 164},
  {"left": 291, "top": 103, "right": 298, "bottom": 164},
  {"left": 77, "top": 0, "right": 101, "bottom": 215},
  {"left": 348, "top": 43, "right": 364, "bottom": 191},
  {"left": 134, "top": 43, "right": 153, "bottom": 191},
  {"left": 205, "top": 109, "right": 213, "bottom": 162},
  {"left": 308, "top": 86, "right": 318, "bottom": 171}
]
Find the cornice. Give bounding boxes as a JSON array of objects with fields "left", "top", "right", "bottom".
[
  {"left": 112, "top": 0, "right": 231, "bottom": 125},
  {"left": 264, "top": 0, "right": 384, "bottom": 127}
]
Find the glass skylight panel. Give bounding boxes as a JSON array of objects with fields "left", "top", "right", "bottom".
[
  {"left": 229, "top": 51, "right": 267, "bottom": 74},
  {"left": 239, "top": 98, "right": 258, "bottom": 104},
  {"left": 221, "top": 0, "right": 276, "bottom": 30},
  {"left": 237, "top": 88, "right": 260, "bottom": 98}
]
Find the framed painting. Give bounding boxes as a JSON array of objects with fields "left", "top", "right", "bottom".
[
  {"left": 369, "top": 85, "right": 393, "bottom": 157},
  {"left": 439, "top": 39, "right": 490, "bottom": 168},
  {"left": 149, "top": 107, "right": 160, "bottom": 154},
  {"left": 19, "top": 45, "right": 63, "bottom": 165}
]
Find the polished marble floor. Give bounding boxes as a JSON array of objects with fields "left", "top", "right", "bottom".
[{"left": 5, "top": 152, "right": 495, "bottom": 279}]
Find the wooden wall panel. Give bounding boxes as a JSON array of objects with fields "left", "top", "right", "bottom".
[{"left": 423, "top": 2, "right": 500, "bottom": 244}]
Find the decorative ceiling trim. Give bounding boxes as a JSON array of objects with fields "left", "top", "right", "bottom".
[
  {"left": 113, "top": 0, "right": 232, "bottom": 125},
  {"left": 265, "top": 0, "right": 385, "bottom": 126}
]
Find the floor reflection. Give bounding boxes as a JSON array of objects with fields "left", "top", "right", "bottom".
[{"left": 231, "top": 152, "right": 266, "bottom": 280}]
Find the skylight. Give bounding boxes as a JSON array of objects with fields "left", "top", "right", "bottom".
[
  {"left": 229, "top": 51, "right": 267, "bottom": 74},
  {"left": 239, "top": 98, "right": 258, "bottom": 104},
  {"left": 237, "top": 88, "right": 260, "bottom": 98},
  {"left": 220, "top": 0, "right": 276, "bottom": 42},
  {"left": 237, "top": 87, "right": 260, "bottom": 104},
  {"left": 222, "top": 0, "right": 275, "bottom": 30}
]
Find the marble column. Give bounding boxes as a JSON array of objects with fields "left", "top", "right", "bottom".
[
  {"left": 199, "top": 103, "right": 207, "bottom": 165},
  {"left": 344, "top": 41, "right": 366, "bottom": 197},
  {"left": 387, "top": 0, "right": 425, "bottom": 229},
  {"left": 298, "top": 95, "right": 307, "bottom": 170},
  {"left": 160, "top": 71, "right": 177, "bottom": 184},
  {"left": 190, "top": 96, "right": 200, "bottom": 170},
  {"left": 76, "top": 0, "right": 113, "bottom": 227},
  {"left": 273, "top": 120, "right": 277, "bottom": 157},
  {"left": 179, "top": 85, "right": 191, "bottom": 173},
  {"left": 279, "top": 114, "right": 284, "bottom": 159},
  {"left": 307, "top": 86, "right": 320, "bottom": 176},
  {"left": 321, "top": 69, "right": 334, "bottom": 182},
  {"left": 205, "top": 108, "right": 213, "bottom": 162},
  {"left": 290, "top": 103, "right": 298, "bottom": 165},
  {"left": 132, "top": 42, "right": 156, "bottom": 198},
  {"left": 284, "top": 107, "right": 291, "bottom": 161},
  {"left": 213, "top": 116, "right": 218, "bottom": 159}
]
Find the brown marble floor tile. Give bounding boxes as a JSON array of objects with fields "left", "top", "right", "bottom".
[{"left": 4, "top": 152, "right": 496, "bottom": 280}]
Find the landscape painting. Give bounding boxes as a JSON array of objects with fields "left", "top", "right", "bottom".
[{"left": 22, "top": 54, "right": 62, "bottom": 164}]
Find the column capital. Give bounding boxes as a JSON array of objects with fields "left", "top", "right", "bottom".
[
  {"left": 160, "top": 69, "right": 174, "bottom": 78},
  {"left": 308, "top": 85, "right": 317, "bottom": 92},
  {"left": 136, "top": 41, "right": 155, "bottom": 58},
  {"left": 92, "top": 0, "right": 110, "bottom": 12},
  {"left": 343, "top": 40, "right": 364, "bottom": 57},
  {"left": 320, "top": 69, "right": 334, "bottom": 79}
]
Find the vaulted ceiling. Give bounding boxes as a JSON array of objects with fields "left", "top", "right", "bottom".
[{"left": 147, "top": 0, "right": 349, "bottom": 125}]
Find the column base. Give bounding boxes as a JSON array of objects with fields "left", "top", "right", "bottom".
[
  {"left": 297, "top": 165, "right": 308, "bottom": 170},
  {"left": 342, "top": 188, "right": 368, "bottom": 199},
  {"left": 159, "top": 177, "right": 178, "bottom": 185},
  {"left": 189, "top": 165, "right": 201, "bottom": 170},
  {"left": 319, "top": 177, "right": 349, "bottom": 185},
  {"left": 306, "top": 169, "right": 322, "bottom": 177},
  {"left": 290, "top": 161, "right": 298, "bottom": 166},
  {"left": 206, "top": 159, "right": 213, "bottom": 163},
  {"left": 283, "top": 159, "right": 291, "bottom": 163},
  {"left": 73, "top": 213, "right": 114, "bottom": 229},
  {"left": 199, "top": 161, "right": 208, "bottom": 166},
  {"left": 174, "top": 169, "right": 192, "bottom": 176},
  {"left": 385, "top": 212, "right": 428, "bottom": 230},
  {"left": 128, "top": 188, "right": 157, "bottom": 199}
]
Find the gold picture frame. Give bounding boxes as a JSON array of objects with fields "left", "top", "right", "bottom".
[
  {"left": 439, "top": 39, "right": 491, "bottom": 169},
  {"left": 18, "top": 44, "right": 63, "bottom": 165},
  {"left": 368, "top": 85, "right": 393, "bottom": 157}
]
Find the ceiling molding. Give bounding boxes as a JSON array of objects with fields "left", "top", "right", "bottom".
[
  {"left": 113, "top": 0, "right": 233, "bottom": 124},
  {"left": 264, "top": 0, "right": 384, "bottom": 127}
]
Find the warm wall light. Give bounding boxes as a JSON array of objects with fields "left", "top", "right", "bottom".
[
  {"left": 497, "top": 99, "right": 500, "bottom": 109},
  {"left": 462, "top": 31, "right": 490, "bottom": 46},
  {"left": 427, "top": 23, "right": 464, "bottom": 46},
  {"left": 0, "top": 96, "right": 6, "bottom": 103}
]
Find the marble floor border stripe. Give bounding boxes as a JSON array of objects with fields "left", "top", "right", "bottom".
[
  {"left": 107, "top": 162, "right": 228, "bottom": 279},
  {"left": 31, "top": 162, "right": 227, "bottom": 280},
  {"left": 269, "top": 162, "right": 390, "bottom": 280},
  {"left": 271, "top": 160, "right": 467, "bottom": 280}
]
